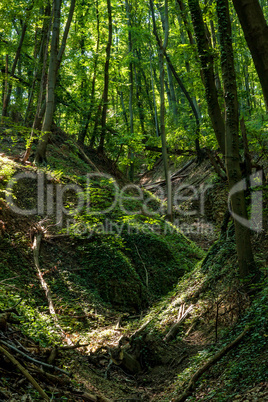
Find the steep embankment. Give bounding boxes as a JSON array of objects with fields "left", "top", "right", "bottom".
[
  {"left": 0, "top": 134, "right": 203, "bottom": 400},
  {"left": 0, "top": 131, "right": 267, "bottom": 401}
]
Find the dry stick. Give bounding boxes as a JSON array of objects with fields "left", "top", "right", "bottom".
[
  {"left": 174, "top": 326, "right": 250, "bottom": 402},
  {"left": 77, "top": 144, "right": 100, "bottom": 172},
  {"left": 0, "top": 344, "right": 50, "bottom": 401},
  {"left": 164, "top": 305, "right": 193, "bottom": 342},
  {"left": 0, "top": 339, "right": 70, "bottom": 376},
  {"left": 33, "top": 233, "right": 73, "bottom": 346}
]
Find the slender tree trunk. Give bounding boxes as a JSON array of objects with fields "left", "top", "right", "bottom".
[
  {"left": 2, "top": 55, "right": 8, "bottom": 112},
  {"left": 150, "top": 0, "right": 172, "bottom": 221},
  {"left": 136, "top": 49, "right": 156, "bottom": 131},
  {"left": 167, "top": 64, "right": 178, "bottom": 122},
  {"left": 232, "top": 0, "right": 268, "bottom": 109},
  {"left": 188, "top": 0, "right": 226, "bottom": 155},
  {"left": 24, "top": 2, "right": 51, "bottom": 126},
  {"left": 125, "top": 0, "right": 134, "bottom": 181},
  {"left": 35, "top": 0, "right": 61, "bottom": 164},
  {"left": 35, "top": 0, "right": 76, "bottom": 164},
  {"left": 217, "top": 0, "right": 255, "bottom": 279},
  {"left": 98, "top": 0, "right": 112, "bottom": 153},
  {"left": 149, "top": 51, "right": 160, "bottom": 137},
  {"left": 78, "top": 0, "right": 100, "bottom": 146},
  {"left": 2, "top": 17, "right": 29, "bottom": 117}
]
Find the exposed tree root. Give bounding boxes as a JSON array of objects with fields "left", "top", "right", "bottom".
[{"left": 32, "top": 231, "right": 73, "bottom": 345}]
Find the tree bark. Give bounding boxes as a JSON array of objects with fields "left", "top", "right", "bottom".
[
  {"left": 150, "top": 0, "right": 173, "bottom": 221},
  {"left": 125, "top": 0, "right": 135, "bottom": 181},
  {"left": 217, "top": 0, "right": 255, "bottom": 279},
  {"left": 188, "top": 0, "right": 226, "bottom": 155},
  {"left": 232, "top": 0, "right": 268, "bottom": 109},
  {"left": 1, "top": 5, "right": 32, "bottom": 118},
  {"left": 78, "top": 0, "right": 100, "bottom": 146},
  {"left": 35, "top": 0, "right": 76, "bottom": 164},
  {"left": 98, "top": 0, "right": 113, "bottom": 153}
]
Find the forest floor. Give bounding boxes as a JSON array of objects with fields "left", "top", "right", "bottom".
[{"left": 0, "top": 129, "right": 267, "bottom": 401}]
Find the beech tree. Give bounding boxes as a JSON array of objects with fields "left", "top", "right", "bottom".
[
  {"left": 216, "top": 0, "right": 255, "bottom": 278},
  {"left": 35, "top": 0, "right": 76, "bottom": 164},
  {"left": 232, "top": 0, "right": 268, "bottom": 109}
]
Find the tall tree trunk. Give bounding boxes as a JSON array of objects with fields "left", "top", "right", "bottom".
[
  {"left": 126, "top": 0, "right": 134, "bottom": 181},
  {"left": 156, "top": 1, "right": 201, "bottom": 157},
  {"left": 134, "top": 64, "right": 147, "bottom": 137},
  {"left": 149, "top": 50, "right": 160, "bottom": 137},
  {"left": 232, "top": 0, "right": 268, "bottom": 109},
  {"left": 188, "top": 0, "right": 226, "bottom": 155},
  {"left": 35, "top": 0, "right": 76, "bottom": 164},
  {"left": 78, "top": 0, "right": 100, "bottom": 146},
  {"left": 22, "top": 9, "right": 52, "bottom": 163},
  {"left": 24, "top": 2, "right": 51, "bottom": 126},
  {"left": 150, "top": 0, "right": 173, "bottom": 221},
  {"left": 2, "top": 11, "right": 30, "bottom": 118},
  {"left": 98, "top": 0, "right": 112, "bottom": 153},
  {"left": 35, "top": 0, "right": 61, "bottom": 164},
  {"left": 217, "top": 0, "right": 255, "bottom": 279}
]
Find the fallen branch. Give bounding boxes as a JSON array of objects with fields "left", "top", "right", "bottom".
[
  {"left": 77, "top": 144, "right": 100, "bottom": 172},
  {"left": 164, "top": 305, "right": 193, "bottom": 342},
  {"left": 175, "top": 326, "right": 250, "bottom": 402},
  {"left": 0, "top": 344, "right": 50, "bottom": 401},
  {"left": 0, "top": 339, "right": 71, "bottom": 376}
]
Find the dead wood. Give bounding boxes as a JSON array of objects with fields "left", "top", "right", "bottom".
[
  {"left": 77, "top": 144, "right": 100, "bottom": 172},
  {"left": 0, "top": 344, "right": 50, "bottom": 401},
  {"left": 164, "top": 305, "right": 194, "bottom": 342},
  {"left": 175, "top": 326, "right": 250, "bottom": 402},
  {"left": 206, "top": 149, "right": 226, "bottom": 180},
  {"left": 0, "top": 339, "right": 70, "bottom": 376},
  {"left": 29, "top": 365, "right": 70, "bottom": 386}
]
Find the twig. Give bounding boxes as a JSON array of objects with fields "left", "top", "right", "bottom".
[
  {"left": 0, "top": 344, "right": 50, "bottom": 401},
  {"left": 164, "top": 305, "right": 193, "bottom": 342},
  {"left": 0, "top": 339, "right": 71, "bottom": 376},
  {"left": 77, "top": 144, "right": 100, "bottom": 172}
]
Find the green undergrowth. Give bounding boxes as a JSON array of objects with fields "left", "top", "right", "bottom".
[{"left": 0, "top": 147, "right": 204, "bottom": 347}]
